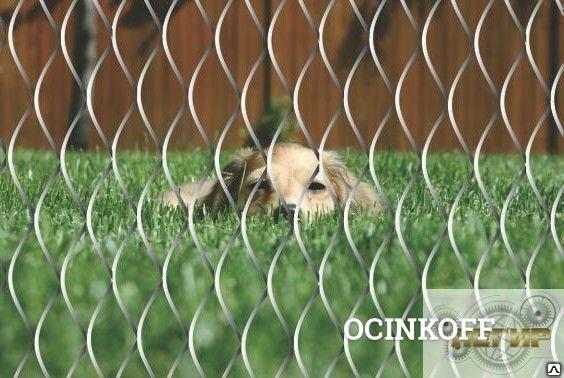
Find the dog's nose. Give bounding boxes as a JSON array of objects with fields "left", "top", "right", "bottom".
[
  {"left": 273, "top": 203, "right": 299, "bottom": 220},
  {"left": 286, "top": 203, "right": 297, "bottom": 217}
]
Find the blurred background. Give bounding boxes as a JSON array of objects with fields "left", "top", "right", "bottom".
[{"left": 0, "top": 0, "right": 563, "bottom": 153}]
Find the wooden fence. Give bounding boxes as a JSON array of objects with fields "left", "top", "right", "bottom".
[{"left": 0, "top": 0, "right": 562, "bottom": 153}]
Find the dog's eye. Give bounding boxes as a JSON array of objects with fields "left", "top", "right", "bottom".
[
  {"left": 308, "top": 182, "right": 326, "bottom": 191},
  {"left": 250, "top": 180, "right": 270, "bottom": 192}
]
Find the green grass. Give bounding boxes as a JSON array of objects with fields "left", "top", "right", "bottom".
[{"left": 0, "top": 149, "right": 562, "bottom": 377}]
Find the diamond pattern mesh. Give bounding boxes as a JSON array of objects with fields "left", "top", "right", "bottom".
[{"left": 0, "top": 0, "right": 562, "bottom": 376}]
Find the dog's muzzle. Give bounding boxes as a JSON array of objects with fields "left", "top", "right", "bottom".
[
  {"left": 274, "top": 203, "right": 298, "bottom": 220},
  {"left": 287, "top": 203, "right": 297, "bottom": 217}
]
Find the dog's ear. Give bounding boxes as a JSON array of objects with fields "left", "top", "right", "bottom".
[
  {"left": 204, "top": 148, "right": 255, "bottom": 212},
  {"left": 322, "top": 151, "right": 381, "bottom": 212}
]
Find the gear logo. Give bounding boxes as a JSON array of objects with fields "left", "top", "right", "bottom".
[
  {"left": 424, "top": 290, "right": 564, "bottom": 378},
  {"left": 470, "top": 301, "right": 530, "bottom": 373},
  {"left": 433, "top": 307, "right": 472, "bottom": 363},
  {"left": 520, "top": 295, "right": 556, "bottom": 328}
]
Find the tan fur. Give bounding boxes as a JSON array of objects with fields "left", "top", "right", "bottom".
[
  {"left": 163, "top": 143, "right": 381, "bottom": 216},
  {"left": 161, "top": 179, "right": 216, "bottom": 207}
]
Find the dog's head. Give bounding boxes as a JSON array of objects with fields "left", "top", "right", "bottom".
[{"left": 204, "top": 143, "right": 380, "bottom": 217}]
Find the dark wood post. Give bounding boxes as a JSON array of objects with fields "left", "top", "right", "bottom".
[{"left": 67, "top": 0, "right": 96, "bottom": 149}]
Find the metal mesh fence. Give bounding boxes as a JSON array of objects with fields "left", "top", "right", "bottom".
[{"left": 0, "top": 0, "right": 562, "bottom": 376}]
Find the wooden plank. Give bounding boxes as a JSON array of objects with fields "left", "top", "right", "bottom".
[{"left": 0, "top": 0, "right": 561, "bottom": 153}]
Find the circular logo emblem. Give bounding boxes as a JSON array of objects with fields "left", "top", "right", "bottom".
[{"left": 471, "top": 302, "right": 530, "bottom": 373}]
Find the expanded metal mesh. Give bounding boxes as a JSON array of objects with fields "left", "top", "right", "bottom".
[{"left": 0, "top": 0, "right": 562, "bottom": 376}]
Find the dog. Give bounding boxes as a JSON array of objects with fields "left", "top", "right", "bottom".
[{"left": 163, "top": 143, "right": 381, "bottom": 217}]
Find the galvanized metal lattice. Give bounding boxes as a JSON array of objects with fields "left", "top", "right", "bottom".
[{"left": 0, "top": 0, "right": 562, "bottom": 376}]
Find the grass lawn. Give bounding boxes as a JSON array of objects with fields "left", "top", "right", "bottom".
[{"left": 0, "top": 149, "right": 562, "bottom": 377}]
